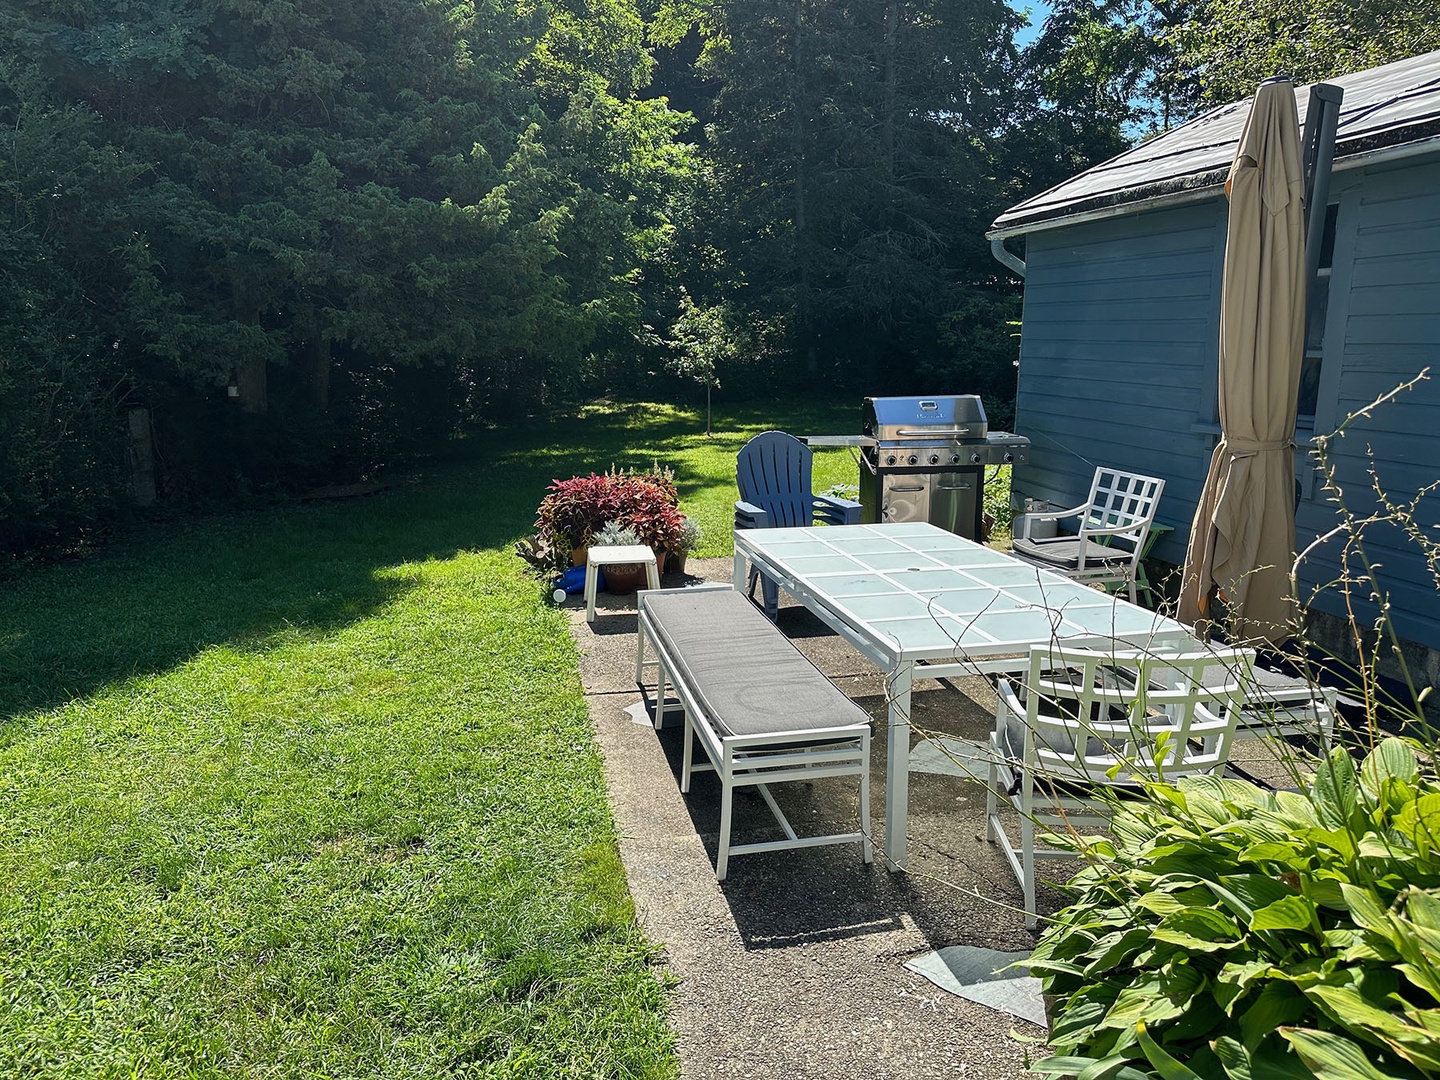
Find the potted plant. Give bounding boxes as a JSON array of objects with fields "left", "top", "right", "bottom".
[
  {"left": 533, "top": 474, "right": 620, "bottom": 566},
  {"left": 669, "top": 515, "right": 702, "bottom": 576},
  {"left": 590, "top": 520, "right": 646, "bottom": 594},
  {"left": 519, "top": 467, "right": 685, "bottom": 579},
  {"left": 607, "top": 473, "right": 684, "bottom": 574}
]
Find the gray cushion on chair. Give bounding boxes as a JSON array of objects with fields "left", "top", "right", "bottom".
[
  {"left": 1011, "top": 535, "right": 1129, "bottom": 570},
  {"left": 998, "top": 679, "right": 1135, "bottom": 763},
  {"left": 643, "top": 590, "right": 871, "bottom": 739},
  {"left": 1000, "top": 709, "right": 1123, "bottom": 761}
]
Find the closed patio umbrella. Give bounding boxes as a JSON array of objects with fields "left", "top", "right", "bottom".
[{"left": 1178, "top": 77, "right": 1306, "bottom": 645}]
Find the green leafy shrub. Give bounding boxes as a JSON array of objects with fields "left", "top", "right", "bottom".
[
  {"left": 1029, "top": 736, "right": 1440, "bottom": 1080},
  {"left": 985, "top": 465, "right": 1013, "bottom": 538}
]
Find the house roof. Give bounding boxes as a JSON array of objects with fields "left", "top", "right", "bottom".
[{"left": 990, "top": 49, "right": 1440, "bottom": 237}]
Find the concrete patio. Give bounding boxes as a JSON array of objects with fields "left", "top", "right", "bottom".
[{"left": 565, "top": 557, "right": 1305, "bottom": 1078}]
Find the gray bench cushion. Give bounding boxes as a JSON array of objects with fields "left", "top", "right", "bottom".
[
  {"left": 1011, "top": 535, "right": 1129, "bottom": 570},
  {"left": 643, "top": 590, "right": 871, "bottom": 739}
]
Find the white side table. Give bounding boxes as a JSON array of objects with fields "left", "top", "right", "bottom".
[{"left": 584, "top": 545, "right": 660, "bottom": 623}]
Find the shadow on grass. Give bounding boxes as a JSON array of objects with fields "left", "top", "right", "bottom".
[{"left": 0, "top": 396, "right": 861, "bottom": 727}]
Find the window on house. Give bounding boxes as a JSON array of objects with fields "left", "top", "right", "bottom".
[{"left": 1297, "top": 203, "right": 1339, "bottom": 422}]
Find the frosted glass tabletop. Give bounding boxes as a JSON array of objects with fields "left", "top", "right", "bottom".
[{"left": 735, "top": 523, "right": 1191, "bottom": 663}]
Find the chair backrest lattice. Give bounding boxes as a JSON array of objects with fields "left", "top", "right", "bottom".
[
  {"left": 736, "top": 431, "right": 818, "bottom": 528},
  {"left": 1018, "top": 644, "right": 1253, "bottom": 786},
  {"left": 1082, "top": 469, "right": 1165, "bottom": 553}
]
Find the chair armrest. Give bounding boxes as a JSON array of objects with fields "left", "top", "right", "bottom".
[
  {"left": 1027, "top": 500, "right": 1090, "bottom": 522},
  {"left": 995, "top": 677, "right": 1025, "bottom": 722},
  {"left": 1077, "top": 521, "right": 1153, "bottom": 542},
  {"left": 813, "top": 494, "right": 862, "bottom": 526},
  {"left": 734, "top": 500, "right": 770, "bottom": 531}
]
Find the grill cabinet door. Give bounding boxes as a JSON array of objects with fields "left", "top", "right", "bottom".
[
  {"left": 929, "top": 470, "right": 982, "bottom": 540},
  {"left": 880, "top": 476, "right": 930, "bottom": 524}
]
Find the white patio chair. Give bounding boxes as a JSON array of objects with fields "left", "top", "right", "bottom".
[
  {"left": 1010, "top": 468, "right": 1165, "bottom": 605},
  {"left": 987, "top": 644, "right": 1253, "bottom": 928},
  {"left": 1112, "top": 652, "right": 1337, "bottom": 749}
]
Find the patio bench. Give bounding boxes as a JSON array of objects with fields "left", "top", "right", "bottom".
[{"left": 636, "top": 586, "right": 873, "bottom": 880}]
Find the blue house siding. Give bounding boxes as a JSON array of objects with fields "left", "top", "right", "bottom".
[
  {"left": 1298, "top": 161, "right": 1440, "bottom": 650},
  {"left": 1010, "top": 157, "right": 1440, "bottom": 654},
  {"left": 1011, "top": 202, "right": 1226, "bottom": 564}
]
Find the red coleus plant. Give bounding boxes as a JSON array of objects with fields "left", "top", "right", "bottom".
[
  {"left": 612, "top": 479, "right": 685, "bottom": 554},
  {"left": 534, "top": 474, "right": 621, "bottom": 550},
  {"left": 531, "top": 472, "right": 684, "bottom": 555}
]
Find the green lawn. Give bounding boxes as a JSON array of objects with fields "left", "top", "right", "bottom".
[{"left": 0, "top": 397, "right": 862, "bottom": 1078}]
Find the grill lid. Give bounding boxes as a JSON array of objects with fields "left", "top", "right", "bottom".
[{"left": 863, "top": 395, "right": 988, "bottom": 442}]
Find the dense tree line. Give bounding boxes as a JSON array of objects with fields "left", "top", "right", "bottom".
[{"left": 2, "top": 0, "right": 1433, "bottom": 558}]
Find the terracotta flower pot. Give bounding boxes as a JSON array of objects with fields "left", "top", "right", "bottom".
[
  {"left": 669, "top": 550, "right": 689, "bottom": 577},
  {"left": 603, "top": 563, "right": 643, "bottom": 595},
  {"left": 570, "top": 546, "right": 587, "bottom": 567}
]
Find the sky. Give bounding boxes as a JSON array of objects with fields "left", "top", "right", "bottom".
[{"left": 1010, "top": 1, "right": 1052, "bottom": 49}]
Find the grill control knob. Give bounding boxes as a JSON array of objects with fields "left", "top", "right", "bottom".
[
  {"left": 950, "top": 454, "right": 961, "bottom": 464},
  {"left": 928, "top": 453, "right": 940, "bottom": 465},
  {"left": 1003, "top": 452, "right": 1014, "bottom": 463},
  {"left": 907, "top": 454, "right": 918, "bottom": 465},
  {"left": 885, "top": 454, "right": 897, "bottom": 466},
  {"left": 970, "top": 451, "right": 983, "bottom": 464}
]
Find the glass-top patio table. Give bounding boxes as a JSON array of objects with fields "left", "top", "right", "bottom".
[{"left": 732, "top": 521, "right": 1197, "bottom": 868}]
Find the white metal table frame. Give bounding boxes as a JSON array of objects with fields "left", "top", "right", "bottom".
[{"left": 732, "top": 522, "right": 1197, "bottom": 868}]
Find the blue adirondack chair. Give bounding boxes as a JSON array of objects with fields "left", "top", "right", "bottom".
[{"left": 735, "top": 430, "right": 862, "bottom": 618}]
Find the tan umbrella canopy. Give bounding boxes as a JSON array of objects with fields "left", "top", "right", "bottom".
[{"left": 1178, "top": 77, "right": 1306, "bottom": 645}]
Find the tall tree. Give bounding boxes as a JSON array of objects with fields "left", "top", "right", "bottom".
[
  {"left": 3, "top": 0, "right": 694, "bottom": 525},
  {"left": 655, "top": 0, "right": 1022, "bottom": 386},
  {"left": 1169, "top": 0, "right": 1440, "bottom": 105}
]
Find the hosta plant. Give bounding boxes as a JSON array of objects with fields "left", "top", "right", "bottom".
[{"left": 1029, "top": 736, "right": 1440, "bottom": 1080}]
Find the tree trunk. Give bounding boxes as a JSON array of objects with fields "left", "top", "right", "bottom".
[
  {"left": 236, "top": 353, "right": 268, "bottom": 414},
  {"left": 231, "top": 277, "right": 268, "bottom": 414},
  {"left": 883, "top": 0, "right": 898, "bottom": 183},
  {"left": 793, "top": 0, "right": 816, "bottom": 377},
  {"left": 127, "top": 407, "right": 157, "bottom": 506},
  {"left": 310, "top": 335, "right": 332, "bottom": 411}
]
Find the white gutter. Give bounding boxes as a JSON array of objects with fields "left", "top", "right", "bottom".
[
  {"left": 989, "top": 236, "right": 1026, "bottom": 277},
  {"left": 986, "top": 134, "right": 1440, "bottom": 242}
]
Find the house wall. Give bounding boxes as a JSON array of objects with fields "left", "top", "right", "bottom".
[
  {"left": 1011, "top": 200, "right": 1228, "bottom": 564},
  {"left": 1011, "top": 155, "right": 1440, "bottom": 658},
  {"left": 1300, "top": 158, "right": 1440, "bottom": 655}
]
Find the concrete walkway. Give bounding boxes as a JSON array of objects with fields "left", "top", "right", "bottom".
[{"left": 566, "top": 559, "right": 1048, "bottom": 1079}]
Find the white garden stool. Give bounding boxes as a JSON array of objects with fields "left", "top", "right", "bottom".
[{"left": 584, "top": 545, "right": 660, "bottom": 623}]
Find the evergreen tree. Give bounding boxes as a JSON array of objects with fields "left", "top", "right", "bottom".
[{"left": 656, "top": 0, "right": 1022, "bottom": 388}]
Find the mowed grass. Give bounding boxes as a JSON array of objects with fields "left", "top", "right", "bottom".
[{"left": 0, "top": 397, "right": 859, "bottom": 1078}]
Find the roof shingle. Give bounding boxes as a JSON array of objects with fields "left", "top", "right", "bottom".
[{"left": 991, "top": 49, "right": 1440, "bottom": 235}]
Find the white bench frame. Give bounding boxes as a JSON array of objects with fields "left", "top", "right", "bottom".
[{"left": 636, "top": 586, "right": 873, "bottom": 881}]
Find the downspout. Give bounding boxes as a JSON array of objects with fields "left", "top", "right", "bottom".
[
  {"left": 990, "top": 235, "right": 1026, "bottom": 278},
  {"left": 1301, "top": 83, "right": 1344, "bottom": 312}
]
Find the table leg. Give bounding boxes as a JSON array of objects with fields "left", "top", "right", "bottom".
[
  {"left": 883, "top": 663, "right": 914, "bottom": 869},
  {"left": 732, "top": 547, "right": 746, "bottom": 591}
]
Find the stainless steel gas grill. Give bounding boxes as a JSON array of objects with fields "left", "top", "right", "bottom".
[{"left": 854, "top": 395, "right": 1029, "bottom": 541}]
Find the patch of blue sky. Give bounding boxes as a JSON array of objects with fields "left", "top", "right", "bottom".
[{"left": 1010, "top": 0, "right": 1051, "bottom": 49}]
